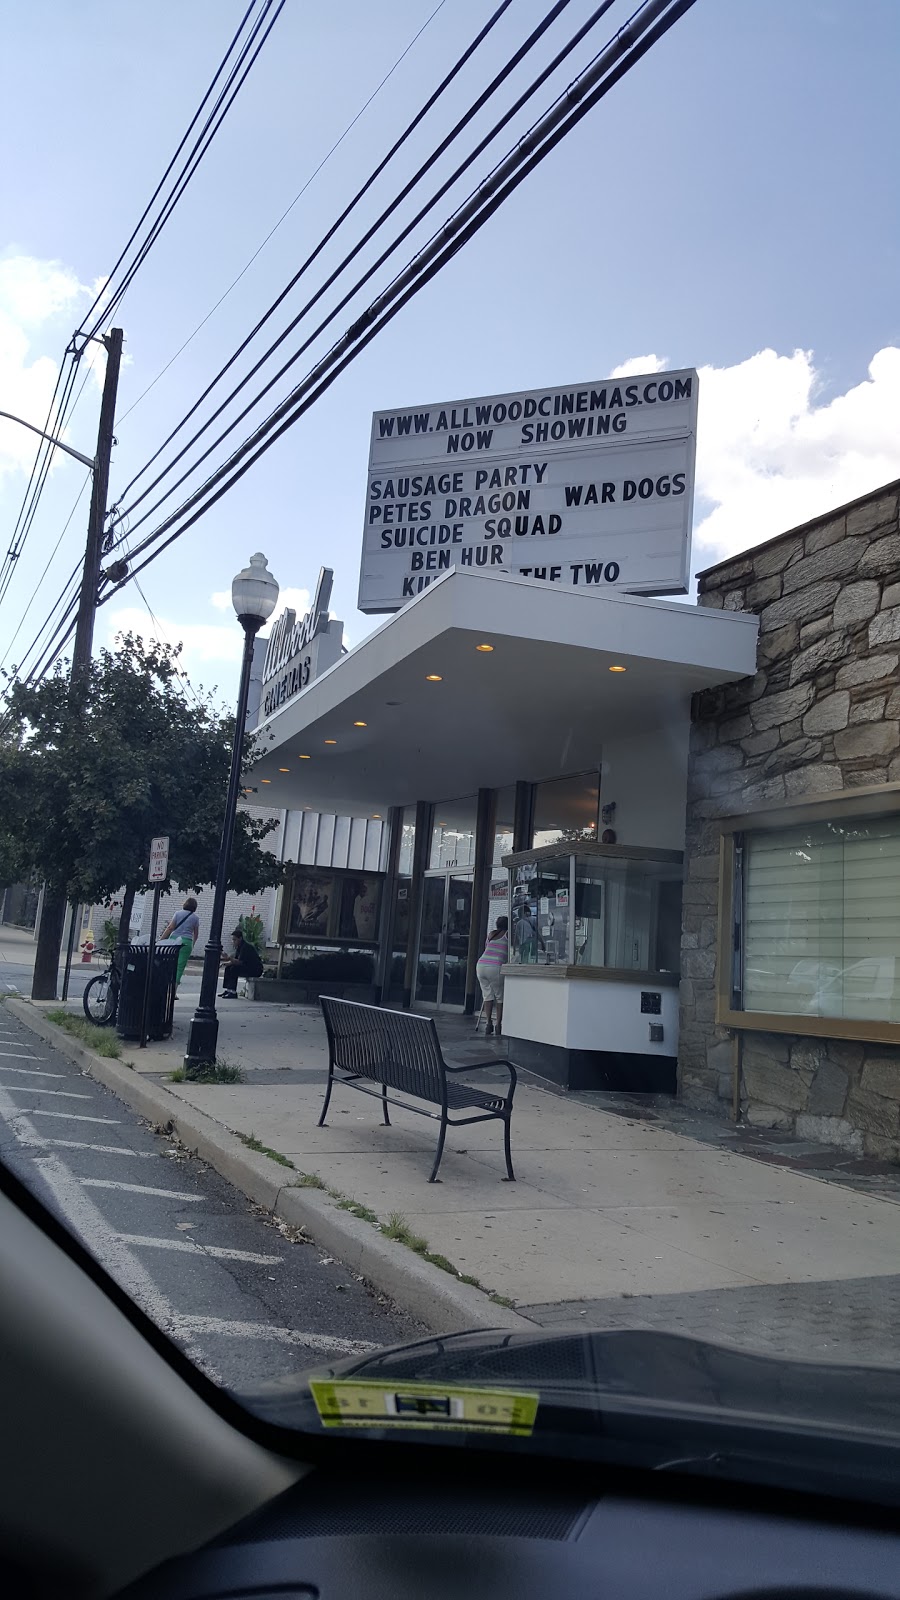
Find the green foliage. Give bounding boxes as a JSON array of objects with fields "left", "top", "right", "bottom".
[
  {"left": 282, "top": 948, "right": 374, "bottom": 982},
  {"left": 237, "top": 1131, "right": 294, "bottom": 1166},
  {"left": 238, "top": 910, "right": 264, "bottom": 952},
  {"left": 99, "top": 917, "right": 119, "bottom": 954},
  {"left": 0, "top": 632, "right": 283, "bottom": 907},
  {"left": 170, "top": 1062, "right": 243, "bottom": 1084},
  {"left": 46, "top": 1009, "right": 122, "bottom": 1059}
]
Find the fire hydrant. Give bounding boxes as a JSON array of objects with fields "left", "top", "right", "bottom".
[{"left": 80, "top": 937, "right": 95, "bottom": 965}]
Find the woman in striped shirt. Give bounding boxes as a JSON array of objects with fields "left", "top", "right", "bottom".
[{"left": 476, "top": 915, "right": 509, "bottom": 1037}]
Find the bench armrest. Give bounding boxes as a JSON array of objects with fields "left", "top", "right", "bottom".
[{"left": 444, "top": 1059, "right": 517, "bottom": 1095}]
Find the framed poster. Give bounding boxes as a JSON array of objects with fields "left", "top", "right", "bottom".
[
  {"left": 338, "top": 875, "right": 382, "bottom": 943},
  {"left": 287, "top": 869, "right": 334, "bottom": 938}
]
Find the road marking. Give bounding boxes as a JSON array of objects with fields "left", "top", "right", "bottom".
[
  {"left": 6, "top": 1084, "right": 91, "bottom": 1099},
  {"left": 81, "top": 1178, "right": 203, "bottom": 1201},
  {"left": 14, "top": 1136, "right": 153, "bottom": 1156},
  {"left": 0, "top": 1049, "right": 48, "bottom": 1060},
  {"left": 0, "top": 1065, "right": 67, "bottom": 1078},
  {"left": 173, "top": 1314, "right": 376, "bottom": 1355},
  {"left": 31, "top": 1109, "right": 120, "bottom": 1125},
  {"left": 118, "top": 1233, "right": 284, "bottom": 1265},
  {"left": 0, "top": 1081, "right": 224, "bottom": 1380}
]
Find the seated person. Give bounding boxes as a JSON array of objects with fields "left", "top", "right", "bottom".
[{"left": 219, "top": 926, "right": 263, "bottom": 997}]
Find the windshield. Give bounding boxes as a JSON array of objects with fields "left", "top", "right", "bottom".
[{"left": 2, "top": 0, "right": 900, "bottom": 1503}]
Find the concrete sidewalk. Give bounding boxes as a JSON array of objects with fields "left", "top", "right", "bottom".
[{"left": 76, "top": 992, "right": 900, "bottom": 1355}]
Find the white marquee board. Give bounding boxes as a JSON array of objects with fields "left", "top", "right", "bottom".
[{"left": 358, "top": 369, "right": 698, "bottom": 613}]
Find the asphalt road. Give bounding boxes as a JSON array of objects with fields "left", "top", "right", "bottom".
[{"left": 0, "top": 1007, "right": 425, "bottom": 1399}]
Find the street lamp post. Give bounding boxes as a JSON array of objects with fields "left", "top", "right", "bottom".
[{"left": 183, "top": 552, "right": 279, "bottom": 1075}]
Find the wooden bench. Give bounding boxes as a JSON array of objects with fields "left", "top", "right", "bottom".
[{"left": 319, "top": 997, "right": 517, "bottom": 1183}]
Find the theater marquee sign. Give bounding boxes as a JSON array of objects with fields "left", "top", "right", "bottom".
[
  {"left": 358, "top": 368, "right": 698, "bottom": 613},
  {"left": 259, "top": 567, "right": 342, "bottom": 719}
]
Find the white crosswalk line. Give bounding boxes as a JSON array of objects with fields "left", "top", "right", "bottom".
[
  {"left": 117, "top": 1233, "right": 283, "bottom": 1266},
  {"left": 0, "top": 1065, "right": 66, "bottom": 1078},
  {"left": 173, "top": 1314, "right": 376, "bottom": 1355},
  {"left": 31, "top": 1109, "right": 120, "bottom": 1125},
  {"left": 81, "top": 1178, "right": 203, "bottom": 1201},
  {"left": 6, "top": 1085, "right": 91, "bottom": 1099}
]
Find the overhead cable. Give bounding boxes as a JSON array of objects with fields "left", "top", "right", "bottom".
[
  {"left": 116, "top": 0, "right": 453, "bottom": 425},
  {"left": 100, "top": 0, "right": 697, "bottom": 601},
  {"left": 111, "top": 0, "right": 571, "bottom": 517}
]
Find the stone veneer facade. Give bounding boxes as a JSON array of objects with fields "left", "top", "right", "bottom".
[{"left": 680, "top": 478, "right": 900, "bottom": 1160}]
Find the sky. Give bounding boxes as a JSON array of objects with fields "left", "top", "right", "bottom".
[{"left": 2, "top": 0, "right": 899, "bottom": 700}]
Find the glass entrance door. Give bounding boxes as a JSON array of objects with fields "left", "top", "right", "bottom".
[{"left": 415, "top": 872, "right": 474, "bottom": 1007}]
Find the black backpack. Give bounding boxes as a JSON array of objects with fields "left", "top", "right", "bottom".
[{"left": 242, "top": 943, "right": 263, "bottom": 977}]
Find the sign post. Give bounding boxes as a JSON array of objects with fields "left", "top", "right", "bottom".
[{"left": 140, "top": 836, "right": 169, "bottom": 1050}]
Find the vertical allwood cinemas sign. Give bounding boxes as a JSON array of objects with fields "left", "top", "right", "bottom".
[{"left": 261, "top": 568, "right": 334, "bottom": 717}]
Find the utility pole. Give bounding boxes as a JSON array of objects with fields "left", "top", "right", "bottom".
[
  {"left": 73, "top": 327, "right": 123, "bottom": 675},
  {"left": 31, "top": 328, "right": 124, "bottom": 1000}
]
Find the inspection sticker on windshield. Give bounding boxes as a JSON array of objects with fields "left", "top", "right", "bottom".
[{"left": 309, "top": 1378, "right": 539, "bottom": 1435}]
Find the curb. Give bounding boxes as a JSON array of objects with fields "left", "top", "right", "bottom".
[{"left": 6, "top": 1000, "right": 532, "bottom": 1336}]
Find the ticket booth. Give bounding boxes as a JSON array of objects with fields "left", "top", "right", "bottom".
[{"left": 501, "top": 842, "right": 683, "bottom": 1092}]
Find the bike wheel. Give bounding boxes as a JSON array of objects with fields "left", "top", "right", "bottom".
[{"left": 83, "top": 972, "right": 116, "bottom": 1025}]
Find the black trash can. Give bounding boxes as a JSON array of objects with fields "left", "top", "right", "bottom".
[{"left": 116, "top": 942, "right": 180, "bottom": 1041}]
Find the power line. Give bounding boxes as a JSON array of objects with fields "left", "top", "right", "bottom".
[
  {"left": 75, "top": 0, "right": 278, "bottom": 342},
  {"left": 100, "top": 0, "right": 697, "bottom": 602},
  {"left": 0, "top": 472, "right": 91, "bottom": 674},
  {"left": 116, "top": 0, "right": 453, "bottom": 426},
  {"left": 0, "top": 351, "right": 82, "bottom": 610},
  {"left": 112, "top": 0, "right": 569, "bottom": 520}
]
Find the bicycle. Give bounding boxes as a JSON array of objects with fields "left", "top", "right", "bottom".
[{"left": 82, "top": 948, "right": 121, "bottom": 1026}]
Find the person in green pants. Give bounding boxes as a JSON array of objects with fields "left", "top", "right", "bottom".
[{"left": 161, "top": 897, "right": 200, "bottom": 988}]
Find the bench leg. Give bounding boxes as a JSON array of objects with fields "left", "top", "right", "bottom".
[
  {"left": 429, "top": 1113, "right": 448, "bottom": 1183},
  {"left": 317, "top": 1068, "right": 334, "bottom": 1127},
  {"left": 503, "top": 1114, "right": 516, "bottom": 1182},
  {"left": 381, "top": 1084, "right": 391, "bottom": 1126}
]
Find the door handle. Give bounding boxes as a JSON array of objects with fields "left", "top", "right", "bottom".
[{"left": 437, "top": 933, "right": 445, "bottom": 954}]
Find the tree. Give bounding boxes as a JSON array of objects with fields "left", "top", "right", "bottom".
[{"left": 0, "top": 633, "right": 283, "bottom": 997}]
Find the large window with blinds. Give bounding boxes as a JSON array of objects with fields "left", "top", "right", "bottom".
[{"left": 731, "top": 811, "right": 900, "bottom": 1028}]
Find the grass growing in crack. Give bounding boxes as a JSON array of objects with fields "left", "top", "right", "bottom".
[
  {"left": 238, "top": 1132, "right": 295, "bottom": 1168},
  {"left": 46, "top": 1010, "right": 122, "bottom": 1058},
  {"left": 169, "top": 1063, "right": 243, "bottom": 1084},
  {"left": 287, "top": 1183, "right": 517, "bottom": 1310}
]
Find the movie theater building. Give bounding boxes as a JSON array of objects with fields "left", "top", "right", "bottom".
[{"left": 250, "top": 362, "right": 900, "bottom": 1157}]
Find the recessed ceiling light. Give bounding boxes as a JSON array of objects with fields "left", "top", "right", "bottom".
[
  {"left": 298, "top": 753, "right": 311, "bottom": 759},
  {"left": 425, "top": 674, "right": 442, "bottom": 682},
  {"left": 372, "top": 814, "right": 382, "bottom": 819},
  {"left": 261, "top": 778, "right": 272, "bottom": 783},
  {"left": 608, "top": 664, "right": 627, "bottom": 673},
  {"left": 475, "top": 643, "right": 493, "bottom": 652},
  {"left": 278, "top": 767, "right": 290, "bottom": 772},
  {"left": 353, "top": 720, "right": 367, "bottom": 727},
  {"left": 324, "top": 738, "right": 337, "bottom": 744}
]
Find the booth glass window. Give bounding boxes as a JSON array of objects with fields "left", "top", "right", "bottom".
[
  {"left": 734, "top": 814, "right": 900, "bottom": 1024},
  {"left": 574, "top": 856, "right": 682, "bottom": 973},
  {"left": 509, "top": 859, "right": 572, "bottom": 965},
  {"left": 430, "top": 796, "right": 477, "bottom": 869},
  {"left": 492, "top": 785, "right": 516, "bottom": 865},
  {"left": 532, "top": 772, "right": 599, "bottom": 848}
]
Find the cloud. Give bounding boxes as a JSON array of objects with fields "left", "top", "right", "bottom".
[
  {"left": 691, "top": 346, "right": 900, "bottom": 569},
  {"left": 103, "top": 583, "right": 317, "bottom": 692},
  {"left": 610, "top": 353, "right": 667, "bottom": 378},
  {"left": 0, "top": 254, "right": 91, "bottom": 478}
]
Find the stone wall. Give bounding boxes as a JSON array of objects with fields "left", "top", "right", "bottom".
[{"left": 681, "top": 479, "right": 900, "bottom": 1160}]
